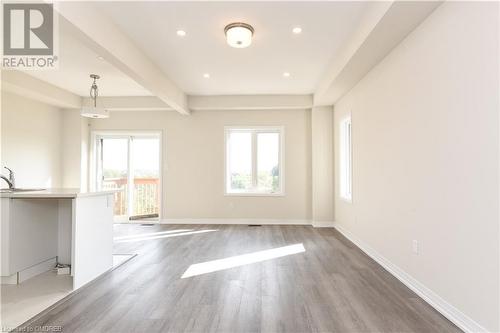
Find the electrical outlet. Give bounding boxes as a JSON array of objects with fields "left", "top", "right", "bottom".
[{"left": 412, "top": 240, "right": 419, "bottom": 255}]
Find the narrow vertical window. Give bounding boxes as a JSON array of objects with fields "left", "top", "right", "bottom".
[{"left": 340, "top": 116, "right": 352, "bottom": 202}]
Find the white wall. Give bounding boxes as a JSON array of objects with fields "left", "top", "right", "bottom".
[
  {"left": 333, "top": 2, "right": 499, "bottom": 331},
  {"left": 91, "top": 109, "right": 312, "bottom": 221},
  {"left": 1, "top": 91, "right": 63, "bottom": 188},
  {"left": 61, "top": 110, "right": 89, "bottom": 190},
  {"left": 311, "top": 106, "right": 334, "bottom": 224}
]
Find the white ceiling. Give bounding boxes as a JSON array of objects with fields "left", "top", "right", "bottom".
[
  {"left": 25, "top": 22, "right": 152, "bottom": 97},
  {"left": 97, "top": 1, "right": 371, "bottom": 95}
]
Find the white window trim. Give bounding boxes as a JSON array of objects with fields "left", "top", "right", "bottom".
[
  {"left": 339, "top": 116, "right": 352, "bottom": 203},
  {"left": 224, "top": 126, "right": 285, "bottom": 197}
]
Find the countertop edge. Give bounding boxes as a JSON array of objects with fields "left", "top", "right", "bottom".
[{"left": 0, "top": 189, "right": 120, "bottom": 199}]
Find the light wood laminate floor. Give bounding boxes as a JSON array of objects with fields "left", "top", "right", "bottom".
[{"left": 24, "top": 224, "right": 460, "bottom": 332}]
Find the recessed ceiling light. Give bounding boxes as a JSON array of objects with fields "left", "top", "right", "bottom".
[
  {"left": 292, "top": 27, "right": 302, "bottom": 34},
  {"left": 176, "top": 30, "right": 186, "bottom": 37},
  {"left": 224, "top": 22, "right": 254, "bottom": 48},
  {"left": 203, "top": 73, "right": 210, "bottom": 78},
  {"left": 283, "top": 72, "right": 291, "bottom": 78},
  {"left": 96, "top": 55, "right": 104, "bottom": 61}
]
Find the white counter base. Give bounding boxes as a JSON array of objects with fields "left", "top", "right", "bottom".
[
  {"left": 1, "top": 189, "right": 118, "bottom": 290},
  {"left": 0, "top": 188, "right": 121, "bottom": 331}
]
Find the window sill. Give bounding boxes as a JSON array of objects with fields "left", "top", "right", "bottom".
[{"left": 225, "top": 192, "right": 285, "bottom": 197}]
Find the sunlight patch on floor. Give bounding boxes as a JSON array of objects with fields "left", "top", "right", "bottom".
[
  {"left": 114, "top": 229, "right": 218, "bottom": 243},
  {"left": 114, "top": 229, "right": 193, "bottom": 241},
  {"left": 181, "top": 243, "right": 306, "bottom": 278}
]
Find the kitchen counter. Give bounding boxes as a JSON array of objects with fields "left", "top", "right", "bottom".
[
  {"left": 1, "top": 188, "right": 117, "bottom": 290},
  {"left": 0, "top": 188, "right": 120, "bottom": 199}
]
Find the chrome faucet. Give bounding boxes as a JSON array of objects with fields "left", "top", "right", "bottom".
[{"left": 1, "top": 167, "right": 15, "bottom": 189}]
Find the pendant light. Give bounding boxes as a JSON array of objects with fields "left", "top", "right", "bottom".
[{"left": 81, "top": 74, "right": 109, "bottom": 119}]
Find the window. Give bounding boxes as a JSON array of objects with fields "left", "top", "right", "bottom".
[
  {"left": 340, "top": 116, "right": 352, "bottom": 202},
  {"left": 225, "top": 127, "right": 284, "bottom": 195}
]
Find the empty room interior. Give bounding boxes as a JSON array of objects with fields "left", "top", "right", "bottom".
[{"left": 1, "top": 1, "right": 499, "bottom": 332}]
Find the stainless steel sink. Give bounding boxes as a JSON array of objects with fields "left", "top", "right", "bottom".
[{"left": 0, "top": 188, "right": 45, "bottom": 193}]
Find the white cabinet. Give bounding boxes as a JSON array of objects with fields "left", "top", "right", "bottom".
[
  {"left": 1, "top": 198, "right": 59, "bottom": 276},
  {"left": 0, "top": 191, "right": 115, "bottom": 290},
  {"left": 72, "top": 194, "right": 114, "bottom": 289}
]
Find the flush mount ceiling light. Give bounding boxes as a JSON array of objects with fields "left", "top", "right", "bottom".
[
  {"left": 292, "top": 27, "right": 302, "bottom": 34},
  {"left": 283, "top": 72, "right": 291, "bottom": 78},
  {"left": 176, "top": 30, "right": 186, "bottom": 37},
  {"left": 224, "top": 22, "right": 254, "bottom": 48},
  {"left": 203, "top": 73, "right": 210, "bottom": 78},
  {"left": 81, "top": 74, "right": 109, "bottom": 119}
]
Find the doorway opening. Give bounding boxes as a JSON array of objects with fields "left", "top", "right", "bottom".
[{"left": 93, "top": 132, "right": 162, "bottom": 222}]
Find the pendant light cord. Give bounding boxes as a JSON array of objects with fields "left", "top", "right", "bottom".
[{"left": 90, "top": 76, "right": 99, "bottom": 108}]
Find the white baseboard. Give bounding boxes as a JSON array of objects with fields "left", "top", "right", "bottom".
[
  {"left": 160, "top": 218, "right": 311, "bottom": 225},
  {"left": 1, "top": 273, "right": 18, "bottom": 285},
  {"left": 333, "top": 224, "right": 488, "bottom": 333},
  {"left": 311, "top": 221, "right": 335, "bottom": 228},
  {"left": 18, "top": 257, "right": 57, "bottom": 284},
  {"left": 150, "top": 218, "right": 335, "bottom": 227},
  {"left": 1, "top": 257, "right": 57, "bottom": 285}
]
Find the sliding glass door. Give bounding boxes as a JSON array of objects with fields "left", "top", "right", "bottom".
[
  {"left": 130, "top": 137, "right": 161, "bottom": 219},
  {"left": 99, "top": 137, "right": 130, "bottom": 220},
  {"left": 95, "top": 132, "right": 161, "bottom": 222}
]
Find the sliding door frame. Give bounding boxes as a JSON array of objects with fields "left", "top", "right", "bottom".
[{"left": 90, "top": 130, "right": 163, "bottom": 221}]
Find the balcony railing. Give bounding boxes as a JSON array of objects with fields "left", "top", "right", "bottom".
[{"left": 102, "top": 178, "right": 160, "bottom": 217}]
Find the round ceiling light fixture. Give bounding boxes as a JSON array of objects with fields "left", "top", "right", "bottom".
[{"left": 224, "top": 22, "right": 254, "bottom": 48}]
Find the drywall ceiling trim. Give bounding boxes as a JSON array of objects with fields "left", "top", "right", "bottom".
[
  {"left": 54, "top": 2, "right": 190, "bottom": 115},
  {"left": 0, "top": 73, "right": 313, "bottom": 112},
  {"left": 314, "top": 1, "right": 392, "bottom": 101},
  {"left": 1, "top": 70, "right": 81, "bottom": 109},
  {"left": 83, "top": 95, "right": 313, "bottom": 112},
  {"left": 314, "top": 1, "right": 443, "bottom": 106},
  {"left": 188, "top": 95, "right": 313, "bottom": 111},
  {"left": 82, "top": 96, "right": 173, "bottom": 111}
]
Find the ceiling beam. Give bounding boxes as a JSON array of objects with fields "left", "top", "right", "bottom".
[
  {"left": 0, "top": 74, "right": 311, "bottom": 113},
  {"left": 82, "top": 96, "right": 173, "bottom": 112},
  {"left": 314, "top": 1, "right": 442, "bottom": 106},
  {"left": 1, "top": 71, "right": 81, "bottom": 109},
  {"left": 188, "top": 95, "right": 313, "bottom": 111},
  {"left": 84, "top": 95, "right": 313, "bottom": 112},
  {"left": 54, "top": 2, "right": 190, "bottom": 115}
]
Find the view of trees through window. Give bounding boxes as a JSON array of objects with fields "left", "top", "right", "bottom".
[
  {"left": 257, "top": 132, "right": 280, "bottom": 192},
  {"left": 100, "top": 136, "right": 160, "bottom": 218},
  {"left": 227, "top": 128, "right": 281, "bottom": 194}
]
